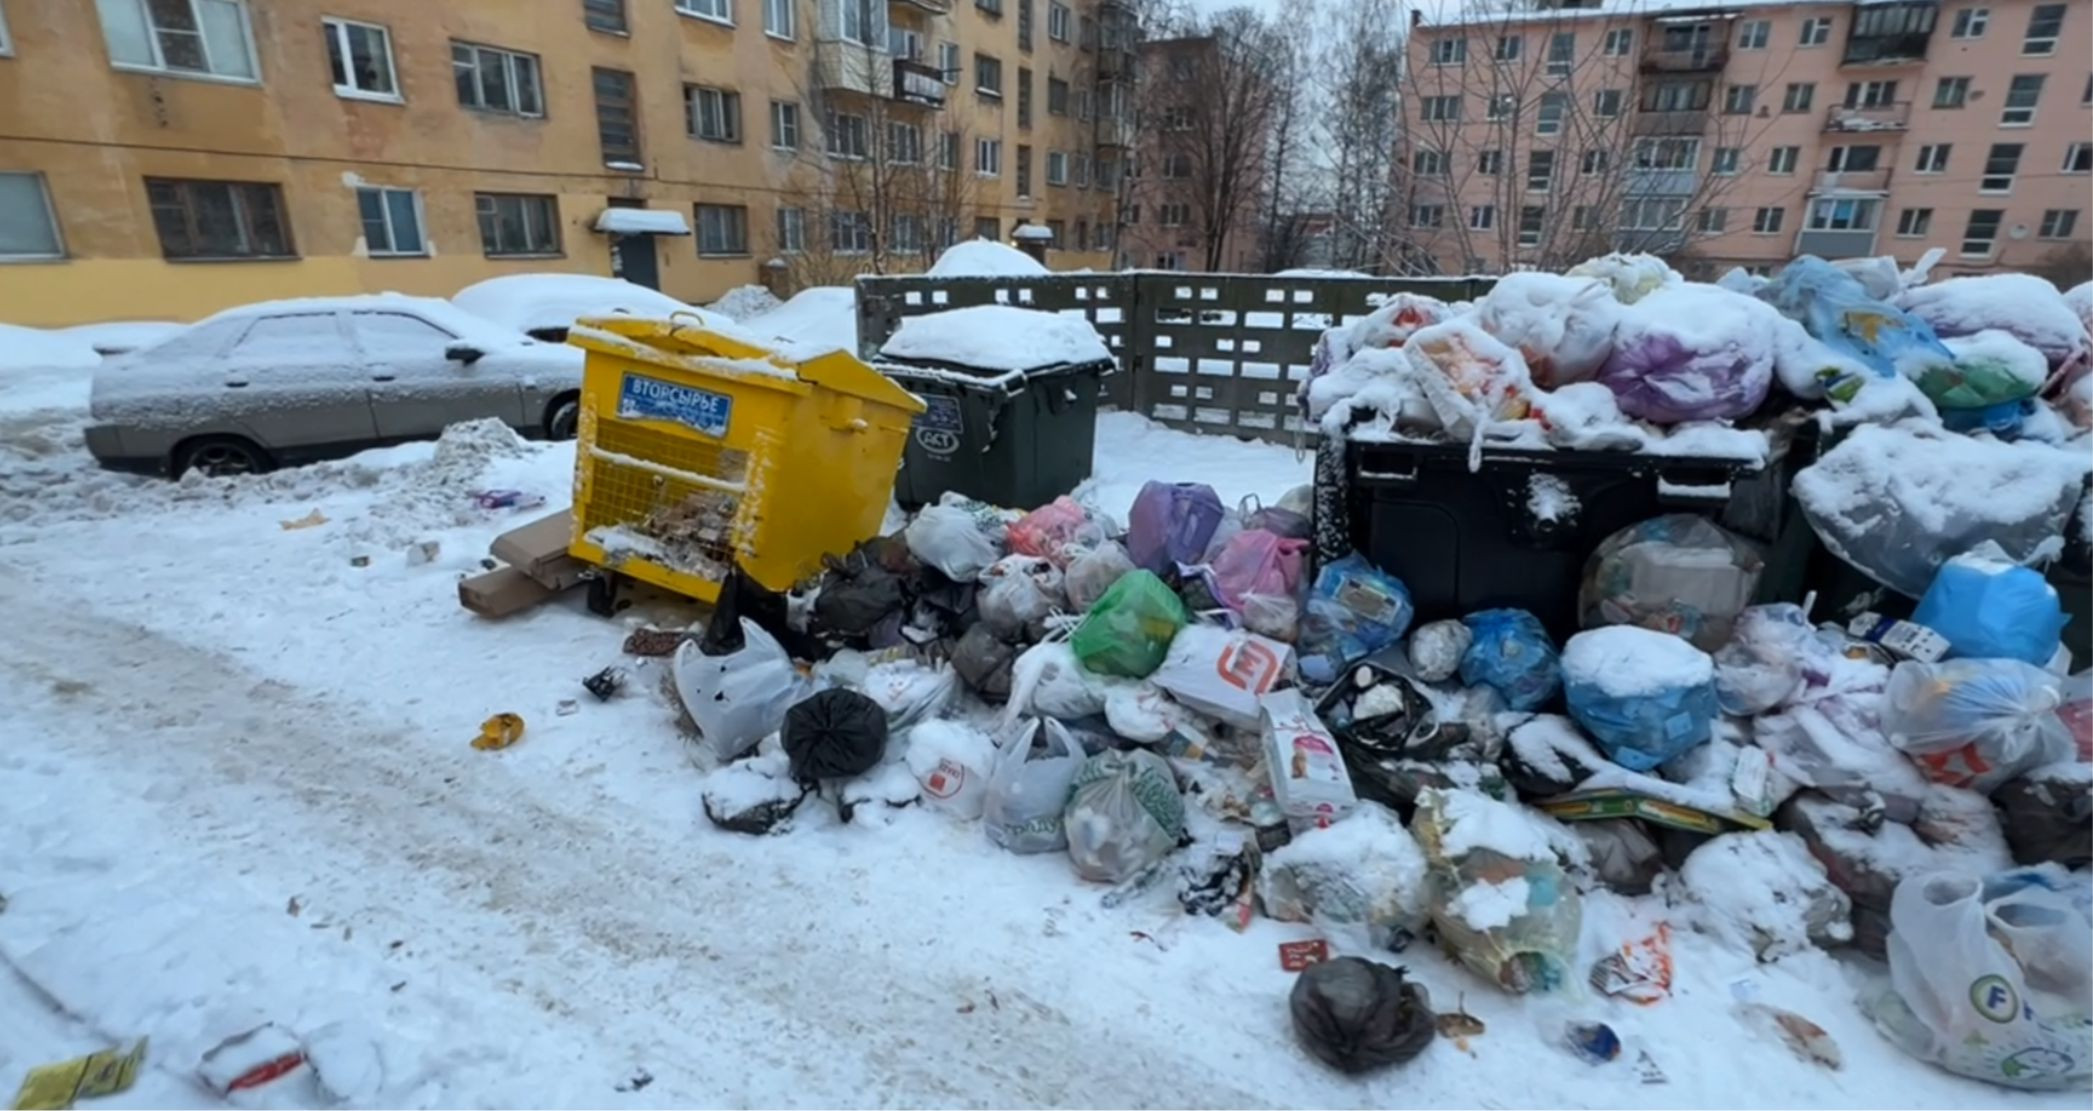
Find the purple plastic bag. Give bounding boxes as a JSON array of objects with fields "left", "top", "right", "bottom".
[
  {"left": 1596, "top": 286, "right": 1775, "bottom": 424},
  {"left": 1126, "top": 481, "right": 1225, "bottom": 574}
]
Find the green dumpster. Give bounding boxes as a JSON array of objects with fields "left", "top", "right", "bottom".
[{"left": 877, "top": 356, "right": 1112, "bottom": 509}]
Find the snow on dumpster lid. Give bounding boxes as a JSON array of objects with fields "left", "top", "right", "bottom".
[
  {"left": 592, "top": 208, "right": 692, "bottom": 235},
  {"left": 925, "top": 239, "right": 1049, "bottom": 278},
  {"left": 879, "top": 304, "right": 1110, "bottom": 373}
]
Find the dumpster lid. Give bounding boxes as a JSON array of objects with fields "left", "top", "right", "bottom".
[
  {"left": 878, "top": 304, "right": 1111, "bottom": 373},
  {"left": 568, "top": 315, "right": 925, "bottom": 414}
]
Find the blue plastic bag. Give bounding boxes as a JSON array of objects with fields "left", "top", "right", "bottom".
[
  {"left": 1913, "top": 551, "right": 2068, "bottom": 666},
  {"left": 1756, "top": 256, "right": 1953, "bottom": 400},
  {"left": 1561, "top": 626, "right": 1719, "bottom": 772},
  {"left": 1458, "top": 609, "right": 1562, "bottom": 712},
  {"left": 1297, "top": 554, "right": 1414, "bottom": 685}
]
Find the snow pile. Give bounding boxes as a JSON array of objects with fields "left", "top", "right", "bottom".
[
  {"left": 452, "top": 274, "right": 733, "bottom": 337},
  {"left": 1898, "top": 274, "right": 2090, "bottom": 366},
  {"left": 880, "top": 305, "right": 1110, "bottom": 372},
  {"left": 705, "top": 284, "right": 784, "bottom": 321},
  {"left": 1938, "top": 329, "right": 2050, "bottom": 395},
  {"left": 1561, "top": 625, "right": 1713, "bottom": 699},
  {"left": 925, "top": 238, "right": 1049, "bottom": 278},
  {"left": 55, "top": 320, "right": 183, "bottom": 356},
  {"left": 1678, "top": 830, "right": 1853, "bottom": 961},
  {"left": 1565, "top": 252, "right": 1681, "bottom": 304},
  {"left": 1473, "top": 272, "right": 1620, "bottom": 388},
  {"left": 1259, "top": 801, "right": 1431, "bottom": 948},
  {"left": 743, "top": 286, "right": 858, "bottom": 355},
  {"left": 0, "top": 322, "right": 101, "bottom": 371},
  {"left": 1435, "top": 785, "right": 1585, "bottom": 866}
]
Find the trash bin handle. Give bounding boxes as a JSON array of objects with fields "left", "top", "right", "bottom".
[{"left": 1356, "top": 461, "right": 1420, "bottom": 484}]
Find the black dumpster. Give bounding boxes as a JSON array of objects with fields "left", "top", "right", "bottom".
[{"left": 878, "top": 356, "right": 1111, "bottom": 509}]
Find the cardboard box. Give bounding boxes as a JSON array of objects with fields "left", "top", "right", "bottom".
[
  {"left": 491, "top": 509, "right": 587, "bottom": 590},
  {"left": 459, "top": 566, "right": 555, "bottom": 619}
]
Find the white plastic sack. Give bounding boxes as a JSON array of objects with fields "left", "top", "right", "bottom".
[
  {"left": 1409, "top": 619, "right": 1473, "bottom": 683},
  {"left": 1755, "top": 702, "right": 1930, "bottom": 822},
  {"left": 1101, "top": 679, "right": 1181, "bottom": 743},
  {"left": 1240, "top": 593, "right": 1301, "bottom": 642},
  {"left": 1064, "top": 541, "right": 1137, "bottom": 612},
  {"left": 1715, "top": 603, "right": 1831, "bottom": 715},
  {"left": 1882, "top": 659, "right": 2071, "bottom": 795},
  {"left": 1474, "top": 272, "right": 1621, "bottom": 388},
  {"left": 979, "top": 554, "right": 1066, "bottom": 640},
  {"left": 1151, "top": 624, "right": 1295, "bottom": 729},
  {"left": 1001, "top": 639, "right": 1105, "bottom": 728},
  {"left": 860, "top": 658, "right": 958, "bottom": 734},
  {"left": 1064, "top": 748, "right": 1186, "bottom": 884},
  {"left": 903, "top": 719, "right": 998, "bottom": 819},
  {"left": 983, "top": 718, "right": 1085, "bottom": 853},
  {"left": 674, "top": 620, "right": 810, "bottom": 762},
  {"left": 905, "top": 504, "right": 1001, "bottom": 580},
  {"left": 1876, "top": 868, "right": 2093, "bottom": 1090}
]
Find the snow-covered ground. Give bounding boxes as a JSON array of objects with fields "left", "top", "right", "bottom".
[{"left": 0, "top": 366, "right": 2072, "bottom": 1108}]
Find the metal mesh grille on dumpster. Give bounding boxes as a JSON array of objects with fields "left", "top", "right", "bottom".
[{"left": 580, "top": 419, "right": 753, "bottom": 585}]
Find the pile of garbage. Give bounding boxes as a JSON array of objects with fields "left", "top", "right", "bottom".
[{"left": 649, "top": 251, "right": 2091, "bottom": 1092}]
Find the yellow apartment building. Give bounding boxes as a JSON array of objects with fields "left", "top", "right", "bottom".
[{"left": 0, "top": 0, "right": 1137, "bottom": 325}]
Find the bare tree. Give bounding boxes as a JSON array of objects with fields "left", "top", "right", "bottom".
[{"left": 1309, "top": 0, "right": 1406, "bottom": 272}]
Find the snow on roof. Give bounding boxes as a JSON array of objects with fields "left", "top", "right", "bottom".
[
  {"left": 742, "top": 286, "right": 859, "bottom": 357},
  {"left": 0, "top": 323, "right": 101, "bottom": 371},
  {"left": 879, "top": 304, "right": 1111, "bottom": 372},
  {"left": 925, "top": 239, "right": 1050, "bottom": 278},
  {"left": 1012, "top": 224, "right": 1055, "bottom": 241},
  {"left": 593, "top": 208, "right": 692, "bottom": 235},
  {"left": 56, "top": 321, "right": 184, "bottom": 356},
  {"left": 189, "top": 293, "right": 539, "bottom": 350},
  {"left": 451, "top": 274, "right": 729, "bottom": 336}
]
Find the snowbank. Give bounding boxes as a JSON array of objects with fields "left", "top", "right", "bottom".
[
  {"left": 926, "top": 239, "right": 1049, "bottom": 278},
  {"left": 879, "top": 305, "right": 1110, "bottom": 372},
  {"left": 705, "top": 284, "right": 784, "bottom": 321},
  {"left": 56, "top": 321, "right": 184, "bottom": 356},
  {"left": 0, "top": 323, "right": 101, "bottom": 370},
  {"left": 743, "top": 286, "right": 858, "bottom": 356},
  {"left": 452, "top": 274, "right": 732, "bottom": 338}
]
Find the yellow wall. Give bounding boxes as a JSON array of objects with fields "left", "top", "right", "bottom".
[{"left": 0, "top": 0, "right": 1123, "bottom": 326}]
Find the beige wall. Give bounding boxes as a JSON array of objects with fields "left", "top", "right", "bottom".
[{"left": 0, "top": 0, "right": 1123, "bottom": 325}]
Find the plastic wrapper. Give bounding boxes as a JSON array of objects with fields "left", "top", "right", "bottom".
[
  {"left": 1409, "top": 619, "right": 1472, "bottom": 683},
  {"left": 1754, "top": 703, "right": 1930, "bottom": 822},
  {"left": 1209, "top": 528, "right": 1308, "bottom": 611},
  {"left": 1574, "top": 819, "right": 1663, "bottom": 896},
  {"left": 1458, "top": 608, "right": 1560, "bottom": 713},
  {"left": 1289, "top": 958, "right": 1438, "bottom": 1075},
  {"left": 810, "top": 540, "right": 910, "bottom": 641},
  {"left": 1063, "top": 540, "right": 1136, "bottom": 612},
  {"left": 982, "top": 719, "right": 1085, "bottom": 853},
  {"left": 1063, "top": 748, "right": 1186, "bottom": 883},
  {"left": 1070, "top": 570, "right": 1188, "bottom": 678},
  {"left": 1125, "top": 481, "right": 1225, "bottom": 575},
  {"left": 1297, "top": 555, "right": 1414, "bottom": 686},
  {"left": 1241, "top": 592, "right": 1302, "bottom": 643},
  {"left": 1152, "top": 624, "right": 1294, "bottom": 729},
  {"left": 1993, "top": 766, "right": 2093, "bottom": 869},
  {"left": 1874, "top": 867, "right": 2093, "bottom": 1091},
  {"left": 1006, "top": 496, "right": 1104, "bottom": 564},
  {"left": 1714, "top": 604, "right": 1832, "bottom": 715},
  {"left": 858, "top": 657, "right": 957, "bottom": 732},
  {"left": 673, "top": 620, "right": 812, "bottom": 763},
  {"left": 1579, "top": 515, "right": 1764, "bottom": 653},
  {"left": 1244, "top": 502, "right": 1312, "bottom": 541},
  {"left": 1882, "top": 659, "right": 2072, "bottom": 795},
  {"left": 1562, "top": 626, "right": 1718, "bottom": 772},
  {"left": 978, "top": 554, "right": 1067, "bottom": 642},
  {"left": 1413, "top": 788, "right": 1583, "bottom": 994},
  {"left": 1919, "top": 330, "right": 2050, "bottom": 411},
  {"left": 950, "top": 623, "right": 1018, "bottom": 703},
  {"left": 1100, "top": 678, "right": 1182, "bottom": 743},
  {"left": 1597, "top": 284, "right": 1777, "bottom": 423},
  {"left": 1401, "top": 319, "right": 1536, "bottom": 439},
  {"left": 1566, "top": 252, "right": 1680, "bottom": 304},
  {"left": 1911, "top": 547, "right": 2069, "bottom": 667},
  {"left": 904, "top": 504, "right": 1001, "bottom": 580},
  {"left": 1003, "top": 639, "right": 1105, "bottom": 724},
  {"left": 1474, "top": 272, "right": 1621, "bottom": 389},
  {"left": 1755, "top": 256, "right": 1953, "bottom": 390},
  {"left": 1258, "top": 802, "right": 1430, "bottom": 951}
]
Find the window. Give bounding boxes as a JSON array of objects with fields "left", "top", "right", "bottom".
[
  {"left": 1896, "top": 207, "right": 1932, "bottom": 237},
  {"left": 1723, "top": 84, "right": 1755, "bottom": 115},
  {"left": 2039, "top": 209, "right": 2079, "bottom": 239},
  {"left": 1580, "top": 148, "right": 1608, "bottom": 174},
  {"left": 769, "top": 100, "right": 800, "bottom": 149},
  {"left": 826, "top": 110, "right": 868, "bottom": 158},
  {"left": 593, "top": 68, "right": 641, "bottom": 164},
  {"left": 1046, "top": 150, "right": 1067, "bottom": 184},
  {"left": 1736, "top": 19, "right": 1769, "bottom": 49},
  {"left": 938, "top": 42, "right": 960, "bottom": 84},
  {"left": 1478, "top": 149, "right": 1504, "bottom": 175},
  {"left": 1155, "top": 251, "right": 1186, "bottom": 271},
  {"left": 763, "top": 0, "right": 793, "bottom": 37},
  {"left": 97, "top": 0, "right": 258, "bottom": 80},
  {"left": 1647, "top": 79, "right": 1709, "bottom": 111},
  {"left": 939, "top": 130, "right": 960, "bottom": 170},
  {"left": 1410, "top": 204, "right": 1444, "bottom": 229},
  {"left": 1782, "top": 83, "right": 1814, "bottom": 113},
  {"left": 831, "top": 210, "right": 871, "bottom": 253},
  {"left": 1171, "top": 54, "right": 1195, "bottom": 81},
  {"left": 2001, "top": 74, "right": 2044, "bottom": 125},
  {"left": 1845, "top": 80, "right": 1898, "bottom": 108},
  {"left": 1571, "top": 205, "right": 1594, "bottom": 231},
  {"left": 1537, "top": 92, "right": 1566, "bottom": 134},
  {"left": 890, "top": 17, "right": 922, "bottom": 52},
  {"left": 1807, "top": 197, "right": 1879, "bottom": 231},
  {"left": 1602, "top": 28, "right": 1631, "bottom": 55},
  {"left": 349, "top": 313, "right": 455, "bottom": 361},
  {"left": 0, "top": 3, "right": 10, "bottom": 54},
  {"left": 1800, "top": 16, "right": 1832, "bottom": 45},
  {"left": 1950, "top": 7, "right": 1986, "bottom": 37},
  {"left": 974, "top": 216, "right": 999, "bottom": 240},
  {"left": 1768, "top": 146, "right": 1799, "bottom": 174},
  {"left": 1125, "top": 204, "right": 1140, "bottom": 224},
  {"left": 1160, "top": 202, "right": 1189, "bottom": 227},
  {"left": 887, "top": 121, "right": 921, "bottom": 163},
  {"left": 2084, "top": 74, "right": 2092, "bottom": 106},
  {"left": 1593, "top": 89, "right": 1622, "bottom": 117},
  {"left": 976, "top": 137, "right": 1002, "bottom": 176},
  {"left": 1933, "top": 76, "right": 1969, "bottom": 109},
  {"left": 775, "top": 206, "right": 805, "bottom": 252},
  {"left": 453, "top": 42, "right": 544, "bottom": 117},
  {"left": 0, "top": 174, "right": 63, "bottom": 259},
  {"left": 583, "top": 0, "right": 628, "bottom": 33},
  {"left": 1548, "top": 32, "right": 1574, "bottom": 74},
  {"left": 355, "top": 186, "right": 422, "bottom": 256},
  {"left": 1961, "top": 208, "right": 2002, "bottom": 255},
  {"left": 475, "top": 192, "right": 559, "bottom": 256},
  {"left": 1422, "top": 95, "right": 1460, "bottom": 122},
  {"left": 1162, "top": 152, "right": 1192, "bottom": 178},
  {"left": 1827, "top": 145, "right": 1880, "bottom": 172},
  {"left": 975, "top": 53, "right": 1002, "bottom": 97},
  {"left": 1527, "top": 150, "right": 1556, "bottom": 191},
  {"left": 1017, "top": 0, "right": 1033, "bottom": 50},
  {"left": 1015, "top": 145, "right": 1032, "bottom": 194},
  {"left": 1712, "top": 147, "right": 1740, "bottom": 175},
  {"left": 1048, "top": 77, "right": 1069, "bottom": 115},
  {"left": 1620, "top": 198, "right": 1686, "bottom": 231},
  {"left": 2023, "top": 3, "right": 2064, "bottom": 54},
  {"left": 1979, "top": 142, "right": 2022, "bottom": 191},
  {"left": 892, "top": 214, "right": 924, "bottom": 253},
  {"left": 695, "top": 204, "right": 748, "bottom": 255},
  {"left": 1487, "top": 93, "right": 1514, "bottom": 120},
  {"left": 145, "top": 178, "right": 291, "bottom": 259},
  {"left": 1072, "top": 153, "right": 1090, "bottom": 186},
  {"left": 685, "top": 85, "right": 740, "bottom": 144},
  {"left": 1470, "top": 205, "right": 1495, "bottom": 230},
  {"left": 1049, "top": 1, "right": 1071, "bottom": 41},
  {"left": 1412, "top": 148, "right": 1447, "bottom": 175},
  {"left": 1914, "top": 144, "right": 1949, "bottom": 172},
  {"left": 1015, "top": 66, "right": 1034, "bottom": 126},
  {"left": 675, "top": 0, "right": 732, "bottom": 24},
  {"left": 1518, "top": 205, "right": 1545, "bottom": 247},
  {"left": 1496, "top": 35, "right": 1522, "bottom": 60},
  {"left": 1698, "top": 207, "right": 1727, "bottom": 233},
  {"left": 1752, "top": 206, "right": 1785, "bottom": 234},
  {"left": 2066, "top": 142, "right": 2092, "bottom": 173},
  {"left": 324, "top": 19, "right": 398, "bottom": 100},
  {"left": 1633, "top": 136, "right": 1700, "bottom": 169},
  {"left": 1431, "top": 38, "right": 1466, "bottom": 65}
]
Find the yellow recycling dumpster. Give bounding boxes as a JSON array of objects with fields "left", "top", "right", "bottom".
[{"left": 564, "top": 315, "right": 924, "bottom": 604}]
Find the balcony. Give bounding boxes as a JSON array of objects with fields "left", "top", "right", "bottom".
[
  {"left": 1098, "top": 44, "right": 1135, "bottom": 78},
  {"left": 891, "top": 58, "right": 945, "bottom": 106},
  {"left": 1843, "top": 31, "right": 1932, "bottom": 64},
  {"left": 1842, "top": 1, "right": 1937, "bottom": 65},
  {"left": 1824, "top": 102, "right": 1910, "bottom": 132},
  {"left": 1096, "top": 115, "right": 1134, "bottom": 148},
  {"left": 1795, "top": 228, "right": 1880, "bottom": 258},
  {"left": 1624, "top": 168, "right": 1700, "bottom": 195},
  {"left": 1814, "top": 168, "right": 1891, "bottom": 192},
  {"left": 1632, "top": 108, "right": 1708, "bottom": 135},
  {"left": 814, "top": 40, "right": 888, "bottom": 97},
  {"left": 1640, "top": 45, "right": 1729, "bottom": 74}
]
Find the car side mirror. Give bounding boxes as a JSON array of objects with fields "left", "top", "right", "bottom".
[{"left": 445, "top": 343, "right": 484, "bottom": 365}]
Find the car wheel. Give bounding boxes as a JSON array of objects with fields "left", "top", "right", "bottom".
[
  {"left": 545, "top": 394, "right": 580, "bottom": 441},
  {"left": 174, "top": 437, "right": 270, "bottom": 479}
]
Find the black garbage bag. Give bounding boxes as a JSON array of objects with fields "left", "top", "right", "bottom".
[
  {"left": 1289, "top": 958, "right": 1437, "bottom": 1074},
  {"left": 783, "top": 689, "right": 889, "bottom": 782},
  {"left": 1994, "top": 768, "right": 2093, "bottom": 868},
  {"left": 1501, "top": 714, "right": 1611, "bottom": 799},
  {"left": 812, "top": 554, "right": 906, "bottom": 640},
  {"left": 951, "top": 623, "right": 1019, "bottom": 703},
  {"left": 702, "top": 564, "right": 825, "bottom": 660}
]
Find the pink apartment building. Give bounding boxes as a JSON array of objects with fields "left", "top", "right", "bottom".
[{"left": 1400, "top": 0, "right": 2090, "bottom": 279}]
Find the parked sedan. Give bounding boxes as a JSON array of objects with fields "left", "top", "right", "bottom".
[
  {"left": 86, "top": 295, "right": 584, "bottom": 478},
  {"left": 452, "top": 273, "right": 736, "bottom": 343}
]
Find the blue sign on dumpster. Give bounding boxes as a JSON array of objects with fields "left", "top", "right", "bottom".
[{"left": 618, "top": 373, "right": 733, "bottom": 438}]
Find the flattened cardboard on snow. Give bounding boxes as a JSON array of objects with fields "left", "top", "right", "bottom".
[
  {"left": 491, "top": 508, "right": 587, "bottom": 590},
  {"left": 1153, "top": 625, "right": 1296, "bottom": 728},
  {"left": 1538, "top": 788, "right": 1770, "bottom": 834},
  {"left": 458, "top": 566, "right": 554, "bottom": 619},
  {"left": 1260, "top": 688, "right": 1357, "bottom": 828}
]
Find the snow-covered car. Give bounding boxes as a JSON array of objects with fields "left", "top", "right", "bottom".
[
  {"left": 452, "top": 273, "right": 733, "bottom": 342},
  {"left": 85, "top": 295, "right": 584, "bottom": 478}
]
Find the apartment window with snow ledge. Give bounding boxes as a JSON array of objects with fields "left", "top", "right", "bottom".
[
  {"left": 0, "top": 173, "right": 64, "bottom": 260},
  {"left": 356, "top": 186, "right": 424, "bottom": 257},
  {"left": 98, "top": 0, "right": 259, "bottom": 82},
  {"left": 1960, "top": 208, "right": 2002, "bottom": 255},
  {"left": 324, "top": 19, "right": 398, "bottom": 101},
  {"left": 675, "top": 0, "right": 733, "bottom": 26}
]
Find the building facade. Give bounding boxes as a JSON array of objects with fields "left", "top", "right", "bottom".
[
  {"left": 0, "top": 0, "right": 1137, "bottom": 326},
  {"left": 1400, "top": 0, "right": 2089, "bottom": 279},
  {"left": 1116, "top": 34, "right": 1266, "bottom": 273}
]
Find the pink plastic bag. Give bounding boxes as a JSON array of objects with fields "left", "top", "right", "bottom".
[
  {"left": 1210, "top": 529, "right": 1307, "bottom": 610},
  {"left": 1007, "top": 497, "right": 1099, "bottom": 565}
]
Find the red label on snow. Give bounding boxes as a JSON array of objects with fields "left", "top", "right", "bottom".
[
  {"left": 1279, "top": 939, "right": 1330, "bottom": 971},
  {"left": 226, "top": 1052, "right": 307, "bottom": 1092}
]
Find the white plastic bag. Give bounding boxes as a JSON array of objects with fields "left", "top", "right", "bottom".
[
  {"left": 1000, "top": 639, "right": 1105, "bottom": 728},
  {"left": 1474, "top": 272, "right": 1621, "bottom": 388},
  {"left": 859, "top": 657, "right": 958, "bottom": 734},
  {"left": 1714, "top": 603, "right": 1830, "bottom": 715},
  {"left": 1408, "top": 619, "right": 1473, "bottom": 683},
  {"left": 1065, "top": 541, "right": 1137, "bottom": 611},
  {"left": 983, "top": 719, "right": 1085, "bottom": 853},
  {"left": 1064, "top": 748, "right": 1186, "bottom": 883},
  {"left": 1876, "top": 867, "right": 2093, "bottom": 1090},
  {"left": 1152, "top": 624, "right": 1295, "bottom": 729},
  {"left": 978, "top": 554, "right": 1066, "bottom": 640},
  {"left": 673, "top": 620, "right": 810, "bottom": 762},
  {"left": 1882, "top": 659, "right": 2071, "bottom": 794},
  {"left": 905, "top": 504, "right": 1000, "bottom": 580},
  {"left": 903, "top": 719, "right": 998, "bottom": 819},
  {"left": 1100, "top": 678, "right": 1181, "bottom": 743}
]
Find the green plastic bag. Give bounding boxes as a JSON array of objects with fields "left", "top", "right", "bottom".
[{"left": 1071, "top": 570, "right": 1187, "bottom": 678}]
